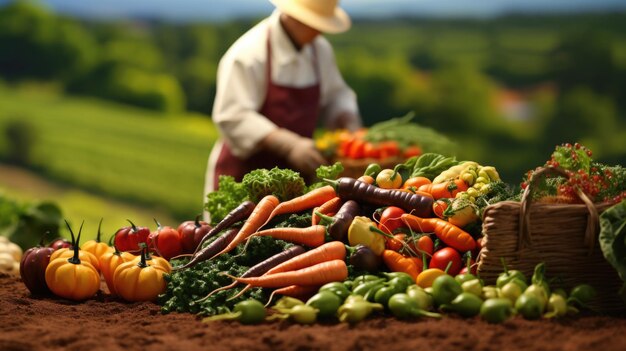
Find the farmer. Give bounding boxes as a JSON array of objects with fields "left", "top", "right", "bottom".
[{"left": 204, "top": 0, "right": 362, "bottom": 198}]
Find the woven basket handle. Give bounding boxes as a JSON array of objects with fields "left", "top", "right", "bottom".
[{"left": 519, "top": 166, "right": 599, "bottom": 255}]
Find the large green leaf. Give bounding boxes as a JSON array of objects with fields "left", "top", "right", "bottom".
[{"left": 599, "top": 200, "right": 626, "bottom": 303}]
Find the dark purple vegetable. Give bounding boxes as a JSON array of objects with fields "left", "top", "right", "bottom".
[
  {"left": 316, "top": 200, "right": 361, "bottom": 242},
  {"left": 349, "top": 244, "right": 382, "bottom": 273},
  {"left": 326, "top": 177, "right": 433, "bottom": 218},
  {"left": 20, "top": 233, "right": 54, "bottom": 295},
  {"left": 172, "top": 227, "right": 240, "bottom": 271},
  {"left": 199, "top": 245, "right": 307, "bottom": 301},
  {"left": 194, "top": 200, "right": 256, "bottom": 254}
]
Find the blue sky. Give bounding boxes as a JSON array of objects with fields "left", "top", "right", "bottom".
[{"left": 2, "top": 0, "right": 625, "bottom": 21}]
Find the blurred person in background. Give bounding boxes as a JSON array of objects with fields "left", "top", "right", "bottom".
[{"left": 204, "top": 0, "right": 362, "bottom": 198}]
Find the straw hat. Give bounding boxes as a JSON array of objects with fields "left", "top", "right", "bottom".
[{"left": 269, "top": 0, "right": 351, "bottom": 34}]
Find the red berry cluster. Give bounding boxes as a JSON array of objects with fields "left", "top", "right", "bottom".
[{"left": 521, "top": 143, "right": 623, "bottom": 204}]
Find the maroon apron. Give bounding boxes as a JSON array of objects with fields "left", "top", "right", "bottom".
[{"left": 213, "top": 31, "right": 321, "bottom": 189}]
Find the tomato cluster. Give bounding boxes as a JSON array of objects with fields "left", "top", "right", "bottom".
[
  {"left": 338, "top": 134, "right": 421, "bottom": 160},
  {"left": 375, "top": 205, "right": 478, "bottom": 278},
  {"left": 114, "top": 217, "right": 211, "bottom": 260}
]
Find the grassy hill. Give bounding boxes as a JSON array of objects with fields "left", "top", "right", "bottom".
[{"left": 0, "top": 85, "right": 219, "bottom": 221}]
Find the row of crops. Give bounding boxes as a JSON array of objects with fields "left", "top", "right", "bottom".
[{"left": 0, "top": 86, "right": 217, "bottom": 220}]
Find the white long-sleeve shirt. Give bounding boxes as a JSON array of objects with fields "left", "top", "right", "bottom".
[{"left": 211, "top": 10, "right": 361, "bottom": 159}]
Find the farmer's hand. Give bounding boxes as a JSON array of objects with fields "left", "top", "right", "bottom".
[{"left": 262, "top": 128, "right": 328, "bottom": 178}]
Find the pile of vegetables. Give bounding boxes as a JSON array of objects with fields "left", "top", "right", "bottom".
[
  {"left": 19, "top": 219, "right": 173, "bottom": 302},
  {"left": 13, "top": 141, "right": 626, "bottom": 327},
  {"left": 315, "top": 112, "right": 456, "bottom": 161},
  {"left": 205, "top": 262, "right": 596, "bottom": 326}
]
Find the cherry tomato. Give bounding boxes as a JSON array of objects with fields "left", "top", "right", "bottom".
[
  {"left": 376, "top": 169, "right": 403, "bottom": 189},
  {"left": 114, "top": 220, "right": 151, "bottom": 253},
  {"left": 458, "top": 259, "right": 477, "bottom": 275},
  {"left": 403, "top": 145, "right": 423, "bottom": 158},
  {"left": 363, "top": 142, "right": 381, "bottom": 159},
  {"left": 377, "top": 206, "right": 407, "bottom": 234},
  {"left": 347, "top": 139, "right": 366, "bottom": 159},
  {"left": 429, "top": 247, "right": 463, "bottom": 276},
  {"left": 151, "top": 221, "right": 182, "bottom": 261}
]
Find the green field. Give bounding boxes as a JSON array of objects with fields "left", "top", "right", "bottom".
[{"left": 0, "top": 86, "right": 219, "bottom": 221}]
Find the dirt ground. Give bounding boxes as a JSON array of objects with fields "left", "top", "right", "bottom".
[{"left": 1, "top": 274, "right": 626, "bottom": 351}]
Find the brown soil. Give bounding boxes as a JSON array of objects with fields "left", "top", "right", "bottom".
[{"left": 1, "top": 274, "right": 626, "bottom": 351}]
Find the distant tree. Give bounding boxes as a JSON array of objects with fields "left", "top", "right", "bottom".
[
  {"left": 0, "top": 0, "right": 97, "bottom": 81},
  {"left": 541, "top": 87, "right": 619, "bottom": 156},
  {"left": 550, "top": 30, "right": 617, "bottom": 95}
]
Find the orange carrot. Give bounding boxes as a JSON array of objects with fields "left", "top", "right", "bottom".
[
  {"left": 247, "top": 225, "right": 327, "bottom": 248},
  {"left": 264, "top": 241, "right": 346, "bottom": 276},
  {"left": 228, "top": 241, "right": 346, "bottom": 301},
  {"left": 311, "top": 197, "right": 342, "bottom": 225},
  {"left": 417, "top": 177, "right": 468, "bottom": 200},
  {"left": 210, "top": 194, "right": 279, "bottom": 260},
  {"left": 382, "top": 250, "right": 420, "bottom": 281},
  {"left": 401, "top": 213, "right": 476, "bottom": 252},
  {"left": 261, "top": 186, "right": 337, "bottom": 228},
  {"left": 228, "top": 259, "right": 348, "bottom": 288}
]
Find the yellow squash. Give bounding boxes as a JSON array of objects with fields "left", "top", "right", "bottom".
[
  {"left": 45, "top": 220, "right": 100, "bottom": 300},
  {"left": 99, "top": 248, "right": 135, "bottom": 295},
  {"left": 113, "top": 248, "right": 169, "bottom": 302}
]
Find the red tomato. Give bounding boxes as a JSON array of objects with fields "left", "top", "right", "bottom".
[
  {"left": 151, "top": 223, "right": 182, "bottom": 261},
  {"left": 403, "top": 145, "right": 423, "bottom": 158},
  {"left": 363, "top": 142, "right": 381, "bottom": 159},
  {"left": 177, "top": 216, "right": 212, "bottom": 254},
  {"left": 347, "top": 139, "right": 366, "bottom": 159},
  {"left": 114, "top": 220, "right": 151, "bottom": 252},
  {"left": 458, "top": 259, "right": 477, "bottom": 275},
  {"left": 429, "top": 247, "right": 463, "bottom": 276},
  {"left": 378, "top": 141, "right": 400, "bottom": 159},
  {"left": 377, "top": 206, "right": 407, "bottom": 234}
]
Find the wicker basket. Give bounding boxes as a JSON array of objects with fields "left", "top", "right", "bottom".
[
  {"left": 335, "top": 156, "right": 405, "bottom": 179},
  {"left": 477, "top": 166, "right": 624, "bottom": 314}
]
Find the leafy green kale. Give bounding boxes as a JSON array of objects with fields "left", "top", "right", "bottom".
[
  {"left": 204, "top": 175, "right": 248, "bottom": 226},
  {"left": 159, "top": 235, "right": 292, "bottom": 316},
  {"left": 242, "top": 167, "right": 306, "bottom": 203},
  {"left": 308, "top": 162, "right": 344, "bottom": 191}
]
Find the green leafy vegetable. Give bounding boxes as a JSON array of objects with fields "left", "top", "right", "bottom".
[
  {"left": 363, "top": 111, "right": 457, "bottom": 155},
  {"left": 242, "top": 167, "right": 306, "bottom": 203},
  {"left": 411, "top": 153, "right": 460, "bottom": 180},
  {"left": 599, "top": 199, "right": 626, "bottom": 304},
  {"left": 159, "top": 234, "right": 292, "bottom": 316},
  {"left": 204, "top": 175, "right": 248, "bottom": 226},
  {"left": 309, "top": 162, "right": 345, "bottom": 191}
]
